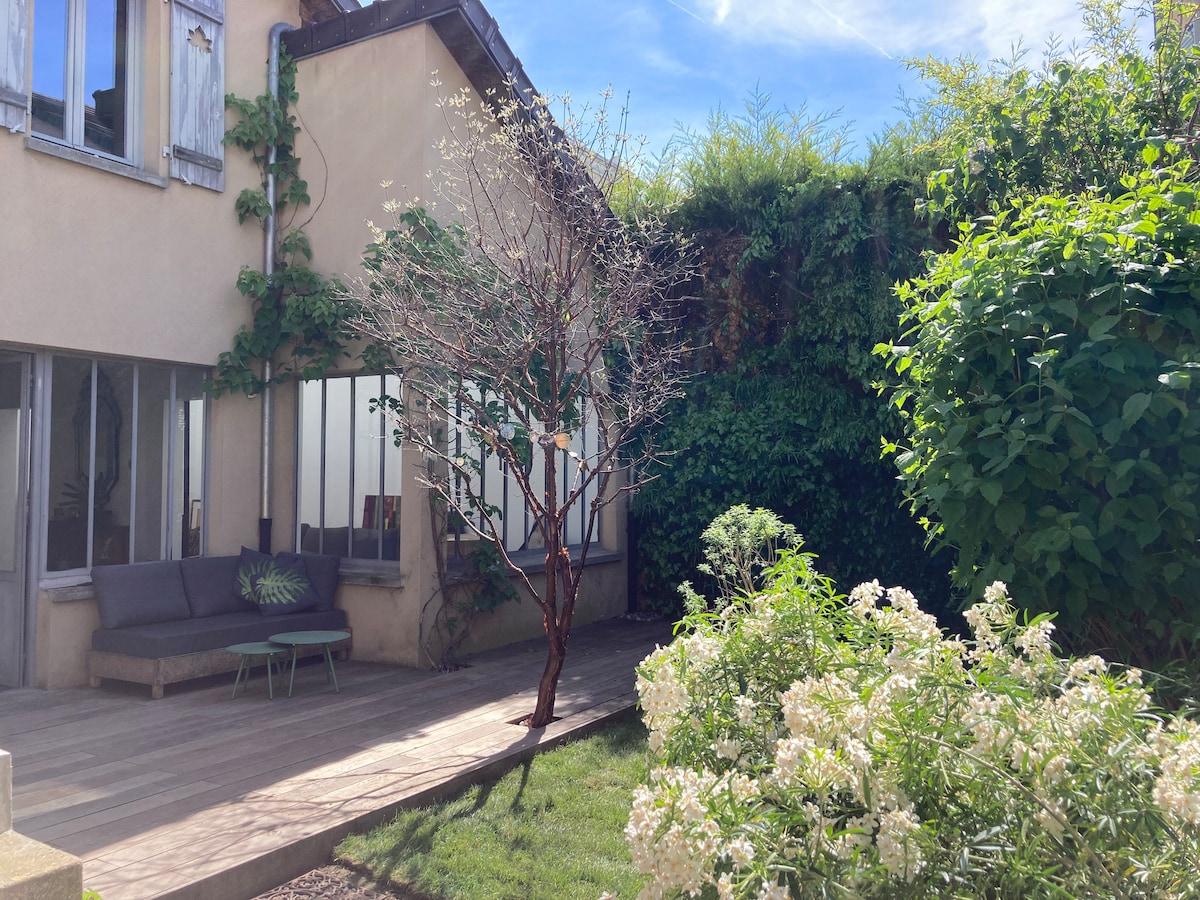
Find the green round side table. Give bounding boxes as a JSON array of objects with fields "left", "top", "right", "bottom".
[
  {"left": 226, "top": 641, "right": 287, "bottom": 699},
  {"left": 268, "top": 630, "right": 351, "bottom": 697}
]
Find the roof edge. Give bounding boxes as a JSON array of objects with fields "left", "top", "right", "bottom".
[{"left": 281, "top": 0, "right": 537, "bottom": 103}]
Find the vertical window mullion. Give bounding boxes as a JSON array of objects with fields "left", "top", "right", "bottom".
[
  {"left": 560, "top": 418, "right": 568, "bottom": 547},
  {"left": 347, "top": 376, "right": 356, "bottom": 557},
  {"left": 579, "top": 414, "right": 586, "bottom": 546},
  {"left": 127, "top": 364, "right": 138, "bottom": 564},
  {"left": 85, "top": 359, "right": 97, "bottom": 568},
  {"left": 376, "top": 374, "right": 385, "bottom": 560},
  {"left": 502, "top": 455, "right": 510, "bottom": 552},
  {"left": 165, "top": 368, "right": 176, "bottom": 559},
  {"left": 477, "top": 388, "right": 485, "bottom": 535},
  {"left": 65, "top": 0, "right": 86, "bottom": 147},
  {"left": 318, "top": 381, "right": 327, "bottom": 553},
  {"left": 455, "top": 392, "right": 463, "bottom": 539}
]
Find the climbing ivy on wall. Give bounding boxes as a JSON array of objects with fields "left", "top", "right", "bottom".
[
  {"left": 211, "top": 51, "right": 389, "bottom": 397},
  {"left": 633, "top": 155, "right": 954, "bottom": 617}
]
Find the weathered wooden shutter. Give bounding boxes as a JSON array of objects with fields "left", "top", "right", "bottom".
[
  {"left": 0, "top": 0, "right": 28, "bottom": 133},
  {"left": 170, "top": 0, "right": 225, "bottom": 190}
]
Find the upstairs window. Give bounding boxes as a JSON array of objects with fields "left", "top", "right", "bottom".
[{"left": 32, "top": 0, "right": 139, "bottom": 161}]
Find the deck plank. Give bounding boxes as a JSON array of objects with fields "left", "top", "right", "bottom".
[{"left": 0, "top": 617, "right": 670, "bottom": 900}]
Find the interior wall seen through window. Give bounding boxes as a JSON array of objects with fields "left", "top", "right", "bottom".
[
  {"left": 298, "top": 376, "right": 602, "bottom": 560},
  {"left": 298, "top": 374, "right": 402, "bottom": 561},
  {"left": 0, "top": 361, "right": 25, "bottom": 573}
]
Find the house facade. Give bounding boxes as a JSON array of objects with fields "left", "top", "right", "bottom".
[{"left": 0, "top": 0, "right": 628, "bottom": 691}]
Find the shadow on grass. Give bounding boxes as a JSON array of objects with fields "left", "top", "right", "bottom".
[{"left": 335, "top": 712, "right": 651, "bottom": 899}]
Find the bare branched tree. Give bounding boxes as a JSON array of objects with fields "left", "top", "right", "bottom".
[{"left": 346, "top": 78, "right": 694, "bottom": 727}]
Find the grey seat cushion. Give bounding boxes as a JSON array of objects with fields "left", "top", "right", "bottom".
[
  {"left": 91, "top": 608, "right": 349, "bottom": 659},
  {"left": 91, "top": 561, "right": 192, "bottom": 630},
  {"left": 180, "top": 555, "right": 256, "bottom": 618},
  {"left": 278, "top": 552, "right": 340, "bottom": 611},
  {"left": 301, "top": 526, "right": 349, "bottom": 557}
]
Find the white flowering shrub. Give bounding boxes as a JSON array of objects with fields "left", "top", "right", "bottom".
[{"left": 629, "top": 547, "right": 1200, "bottom": 899}]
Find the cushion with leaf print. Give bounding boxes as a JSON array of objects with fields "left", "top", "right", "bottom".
[{"left": 235, "top": 547, "right": 322, "bottom": 617}]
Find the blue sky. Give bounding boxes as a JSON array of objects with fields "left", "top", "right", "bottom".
[{"left": 481, "top": 0, "right": 1148, "bottom": 159}]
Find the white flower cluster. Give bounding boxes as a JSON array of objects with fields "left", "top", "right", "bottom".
[
  {"left": 1152, "top": 720, "right": 1200, "bottom": 826},
  {"left": 626, "top": 766, "right": 761, "bottom": 899},
  {"left": 630, "top": 554, "right": 1200, "bottom": 898}
]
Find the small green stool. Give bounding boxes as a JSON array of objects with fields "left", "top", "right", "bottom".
[
  {"left": 226, "top": 641, "right": 287, "bottom": 699},
  {"left": 268, "top": 630, "right": 352, "bottom": 697}
]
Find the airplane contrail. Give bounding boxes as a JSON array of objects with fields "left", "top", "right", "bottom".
[
  {"left": 662, "top": 0, "right": 707, "bottom": 24},
  {"left": 808, "top": 0, "right": 894, "bottom": 58}
]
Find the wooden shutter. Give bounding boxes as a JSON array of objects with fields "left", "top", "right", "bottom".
[
  {"left": 0, "top": 0, "right": 28, "bottom": 132},
  {"left": 170, "top": 0, "right": 224, "bottom": 190}
]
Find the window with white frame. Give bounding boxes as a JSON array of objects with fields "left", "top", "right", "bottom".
[
  {"left": 44, "top": 356, "right": 206, "bottom": 573},
  {"left": 32, "top": 0, "right": 141, "bottom": 160},
  {"left": 449, "top": 391, "right": 602, "bottom": 555},
  {"left": 296, "top": 375, "right": 603, "bottom": 561},
  {"left": 0, "top": 0, "right": 226, "bottom": 188},
  {"left": 297, "top": 373, "right": 404, "bottom": 563}
]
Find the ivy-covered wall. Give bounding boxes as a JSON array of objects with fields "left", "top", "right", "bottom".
[{"left": 633, "top": 161, "right": 954, "bottom": 616}]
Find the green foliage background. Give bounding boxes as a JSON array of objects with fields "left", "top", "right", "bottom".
[
  {"left": 631, "top": 108, "right": 954, "bottom": 615},
  {"left": 876, "top": 4, "right": 1200, "bottom": 664},
  {"left": 883, "top": 169, "right": 1200, "bottom": 663}
]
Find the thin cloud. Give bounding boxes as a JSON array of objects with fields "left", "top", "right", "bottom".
[{"left": 689, "top": 0, "right": 1093, "bottom": 61}]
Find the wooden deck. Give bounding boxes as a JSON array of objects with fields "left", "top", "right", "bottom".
[{"left": 0, "top": 617, "right": 671, "bottom": 900}]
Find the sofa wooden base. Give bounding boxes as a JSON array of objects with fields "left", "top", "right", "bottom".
[{"left": 88, "top": 633, "right": 352, "bottom": 699}]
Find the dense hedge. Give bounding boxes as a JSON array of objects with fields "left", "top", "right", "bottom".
[
  {"left": 632, "top": 164, "right": 953, "bottom": 617},
  {"left": 881, "top": 169, "right": 1200, "bottom": 664}
]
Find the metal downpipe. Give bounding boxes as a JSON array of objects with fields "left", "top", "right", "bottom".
[{"left": 260, "top": 21, "right": 292, "bottom": 553}]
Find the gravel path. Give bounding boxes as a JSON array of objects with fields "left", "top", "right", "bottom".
[{"left": 254, "top": 865, "right": 413, "bottom": 899}]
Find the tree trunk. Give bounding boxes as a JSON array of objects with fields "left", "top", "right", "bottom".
[{"left": 530, "top": 625, "right": 566, "bottom": 727}]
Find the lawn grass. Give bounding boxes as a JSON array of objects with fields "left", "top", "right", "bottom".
[{"left": 334, "top": 715, "right": 650, "bottom": 900}]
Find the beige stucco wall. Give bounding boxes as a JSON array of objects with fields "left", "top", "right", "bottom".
[
  {"left": 33, "top": 590, "right": 97, "bottom": 690},
  {"left": 0, "top": 0, "right": 300, "bottom": 366},
  {"left": 18, "top": 10, "right": 629, "bottom": 688},
  {"left": 289, "top": 24, "right": 449, "bottom": 283},
  {"left": 452, "top": 559, "right": 628, "bottom": 659},
  {"left": 287, "top": 28, "right": 629, "bottom": 666}
]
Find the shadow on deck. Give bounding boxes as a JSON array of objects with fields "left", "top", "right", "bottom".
[{"left": 0, "top": 617, "right": 672, "bottom": 900}]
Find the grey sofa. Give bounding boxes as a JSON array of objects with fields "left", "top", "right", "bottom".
[{"left": 87, "top": 552, "right": 350, "bottom": 698}]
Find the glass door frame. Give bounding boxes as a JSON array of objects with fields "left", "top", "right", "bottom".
[{"left": 0, "top": 352, "right": 33, "bottom": 687}]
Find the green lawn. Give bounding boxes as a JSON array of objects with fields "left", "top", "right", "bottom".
[{"left": 335, "top": 716, "right": 650, "bottom": 900}]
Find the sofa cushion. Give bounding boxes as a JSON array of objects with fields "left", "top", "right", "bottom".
[
  {"left": 91, "top": 608, "right": 349, "bottom": 659},
  {"left": 278, "top": 552, "right": 340, "bottom": 611},
  {"left": 352, "top": 528, "right": 400, "bottom": 561},
  {"left": 91, "top": 561, "right": 192, "bottom": 630},
  {"left": 301, "top": 526, "right": 350, "bottom": 557},
  {"left": 181, "top": 555, "right": 255, "bottom": 618},
  {"left": 235, "top": 547, "right": 322, "bottom": 616}
]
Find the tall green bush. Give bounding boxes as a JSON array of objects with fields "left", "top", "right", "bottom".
[
  {"left": 879, "top": 166, "right": 1200, "bottom": 663},
  {"left": 632, "top": 151, "right": 952, "bottom": 616},
  {"left": 913, "top": 1, "right": 1200, "bottom": 224}
]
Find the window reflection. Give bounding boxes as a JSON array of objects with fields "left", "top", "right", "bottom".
[
  {"left": 31, "top": 0, "right": 68, "bottom": 142},
  {"left": 298, "top": 375, "right": 402, "bottom": 562},
  {"left": 32, "top": 0, "right": 130, "bottom": 159},
  {"left": 84, "top": 0, "right": 128, "bottom": 157},
  {"left": 45, "top": 357, "right": 206, "bottom": 573}
]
